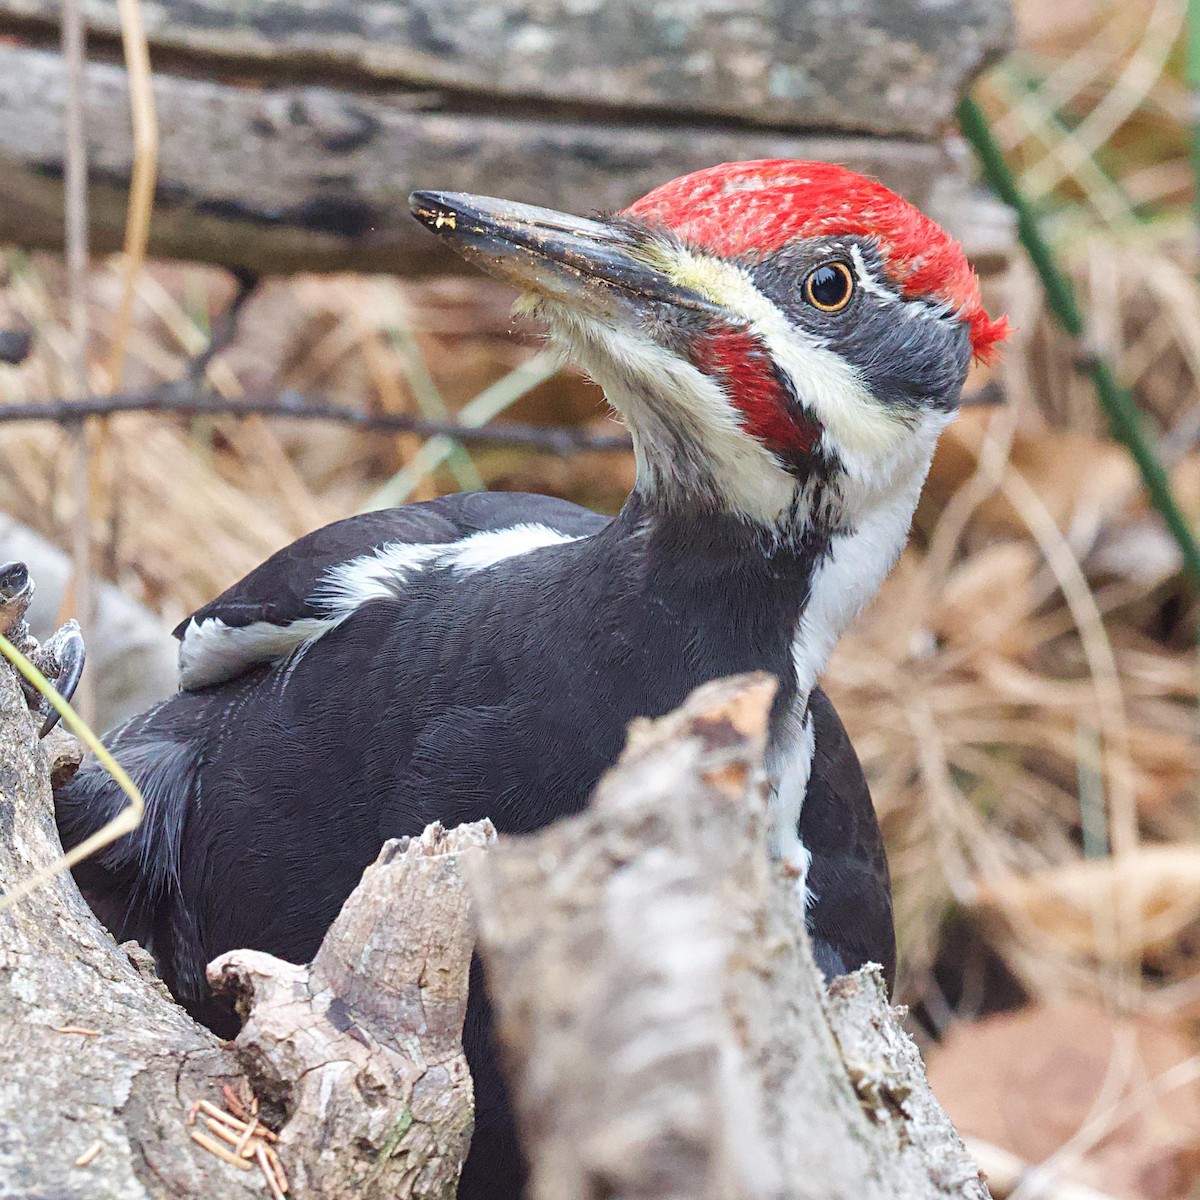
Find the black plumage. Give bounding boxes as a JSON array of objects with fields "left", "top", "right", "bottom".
[
  {"left": 56, "top": 489, "right": 892, "bottom": 1200},
  {"left": 48, "top": 158, "right": 999, "bottom": 1199}
]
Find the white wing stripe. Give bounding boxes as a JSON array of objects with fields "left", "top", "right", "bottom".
[
  {"left": 178, "top": 523, "right": 582, "bottom": 690},
  {"left": 178, "top": 615, "right": 339, "bottom": 690}
]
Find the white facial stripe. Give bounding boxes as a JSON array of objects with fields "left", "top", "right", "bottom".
[
  {"left": 848, "top": 244, "right": 954, "bottom": 326},
  {"left": 847, "top": 245, "right": 899, "bottom": 305},
  {"left": 539, "top": 301, "right": 801, "bottom": 524},
  {"left": 644, "top": 244, "right": 905, "bottom": 463},
  {"left": 794, "top": 458, "right": 933, "bottom": 694}
]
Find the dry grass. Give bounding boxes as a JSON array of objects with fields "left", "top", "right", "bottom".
[
  {"left": 2, "top": 0, "right": 1200, "bottom": 1192},
  {"left": 0, "top": 260, "right": 630, "bottom": 622}
]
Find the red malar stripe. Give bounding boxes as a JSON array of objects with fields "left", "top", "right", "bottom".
[{"left": 694, "top": 328, "right": 819, "bottom": 457}]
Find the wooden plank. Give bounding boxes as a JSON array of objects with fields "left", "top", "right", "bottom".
[
  {"left": 0, "top": 0, "right": 1012, "bottom": 138},
  {"left": 0, "top": 44, "right": 996, "bottom": 278}
]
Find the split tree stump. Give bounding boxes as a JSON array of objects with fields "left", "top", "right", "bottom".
[
  {"left": 470, "top": 675, "right": 988, "bottom": 1200},
  {"left": 0, "top": 654, "right": 488, "bottom": 1200},
  {"left": 0, "top": 659, "right": 990, "bottom": 1198}
]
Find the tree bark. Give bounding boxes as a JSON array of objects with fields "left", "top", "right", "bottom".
[
  {"left": 0, "top": 43, "right": 1004, "bottom": 280},
  {"left": 209, "top": 819, "right": 493, "bottom": 1200},
  {"left": 0, "top": 657, "right": 486, "bottom": 1199},
  {"left": 1, "top": 651, "right": 990, "bottom": 1199},
  {"left": 0, "top": 0, "right": 1013, "bottom": 277},
  {"left": 1, "top": 0, "right": 1010, "bottom": 136},
  {"left": 468, "top": 673, "right": 989, "bottom": 1200}
]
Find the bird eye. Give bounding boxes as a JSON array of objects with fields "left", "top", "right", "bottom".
[{"left": 802, "top": 261, "right": 854, "bottom": 313}]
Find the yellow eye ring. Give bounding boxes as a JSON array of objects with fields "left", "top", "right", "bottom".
[{"left": 802, "top": 261, "right": 855, "bottom": 313}]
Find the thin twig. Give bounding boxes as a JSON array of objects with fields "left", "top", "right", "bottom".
[
  {"left": 0, "top": 384, "right": 634, "bottom": 454},
  {"left": 221, "top": 1085, "right": 249, "bottom": 1122},
  {"left": 233, "top": 1116, "right": 259, "bottom": 1158},
  {"left": 257, "top": 1142, "right": 288, "bottom": 1200},
  {"left": 108, "top": 0, "right": 158, "bottom": 389},
  {"left": 61, "top": 0, "right": 89, "bottom": 394},
  {"left": 189, "top": 1129, "right": 255, "bottom": 1170},
  {"left": 0, "top": 377, "right": 1003, "bottom": 457},
  {"left": 1, "top": 385, "right": 998, "bottom": 444},
  {"left": 61, "top": 0, "right": 95, "bottom": 726},
  {"left": 73, "top": 1141, "right": 103, "bottom": 1168}
]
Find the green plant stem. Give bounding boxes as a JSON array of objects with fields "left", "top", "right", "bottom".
[
  {"left": 388, "top": 323, "right": 485, "bottom": 494},
  {"left": 958, "top": 94, "right": 1200, "bottom": 590},
  {"left": 0, "top": 634, "right": 144, "bottom": 913}
]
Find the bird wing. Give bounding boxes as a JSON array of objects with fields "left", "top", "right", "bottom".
[
  {"left": 173, "top": 492, "right": 609, "bottom": 691},
  {"left": 802, "top": 686, "right": 895, "bottom": 992}
]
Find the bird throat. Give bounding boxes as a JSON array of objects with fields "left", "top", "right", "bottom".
[
  {"left": 539, "top": 304, "right": 807, "bottom": 525},
  {"left": 612, "top": 431, "right": 929, "bottom": 884}
]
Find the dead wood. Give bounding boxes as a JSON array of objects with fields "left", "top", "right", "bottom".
[
  {"left": 1, "top": 631, "right": 991, "bottom": 1199},
  {"left": 0, "top": 659, "right": 258, "bottom": 1199},
  {"left": 468, "top": 673, "right": 990, "bottom": 1200},
  {"left": 209, "top": 820, "right": 494, "bottom": 1200},
  {"left": 1, "top": 0, "right": 1009, "bottom": 135},
  {"left": 0, "top": 655, "right": 487, "bottom": 1200},
  {"left": 0, "top": 0, "right": 1012, "bottom": 277}
]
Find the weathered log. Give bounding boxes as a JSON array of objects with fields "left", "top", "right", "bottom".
[
  {"left": 0, "top": 43, "right": 1006, "bottom": 279},
  {"left": 2, "top": 638, "right": 992, "bottom": 1198},
  {"left": 0, "top": 0, "right": 1013, "bottom": 277},
  {"left": 3, "top": 0, "right": 1010, "bottom": 135},
  {"left": 0, "top": 654, "right": 486, "bottom": 1200},
  {"left": 469, "top": 673, "right": 989, "bottom": 1200},
  {"left": 210, "top": 819, "right": 493, "bottom": 1200},
  {"left": 0, "top": 664, "right": 258, "bottom": 1199}
]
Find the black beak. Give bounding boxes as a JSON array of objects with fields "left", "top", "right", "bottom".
[{"left": 409, "top": 190, "right": 721, "bottom": 316}]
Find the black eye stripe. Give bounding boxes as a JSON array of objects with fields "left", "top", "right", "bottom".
[{"left": 802, "top": 261, "right": 854, "bottom": 313}]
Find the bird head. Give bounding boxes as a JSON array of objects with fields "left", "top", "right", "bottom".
[{"left": 410, "top": 160, "right": 1007, "bottom": 534}]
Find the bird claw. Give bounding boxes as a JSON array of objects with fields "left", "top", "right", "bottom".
[
  {"left": 0, "top": 561, "right": 88, "bottom": 738},
  {"left": 35, "top": 620, "right": 86, "bottom": 736}
]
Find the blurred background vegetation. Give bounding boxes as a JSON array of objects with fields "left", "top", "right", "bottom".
[{"left": 4, "top": 0, "right": 1200, "bottom": 1195}]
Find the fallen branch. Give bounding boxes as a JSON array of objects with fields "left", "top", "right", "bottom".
[
  {"left": 0, "top": 383, "right": 635, "bottom": 455},
  {"left": 209, "top": 820, "right": 494, "bottom": 1200},
  {"left": 468, "top": 673, "right": 990, "bottom": 1200},
  {"left": 0, "top": 380, "right": 1002, "bottom": 456}
]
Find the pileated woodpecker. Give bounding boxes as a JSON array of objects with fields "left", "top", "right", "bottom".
[{"left": 54, "top": 160, "right": 1006, "bottom": 1198}]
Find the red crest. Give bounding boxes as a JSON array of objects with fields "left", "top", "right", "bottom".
[{"left": 624, "top": 160, "right": 1009, "bottom": 364}]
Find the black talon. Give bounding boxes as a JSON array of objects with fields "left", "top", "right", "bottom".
[{"left": 38, "top": 620, "right": 85, "bottom": 738}]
